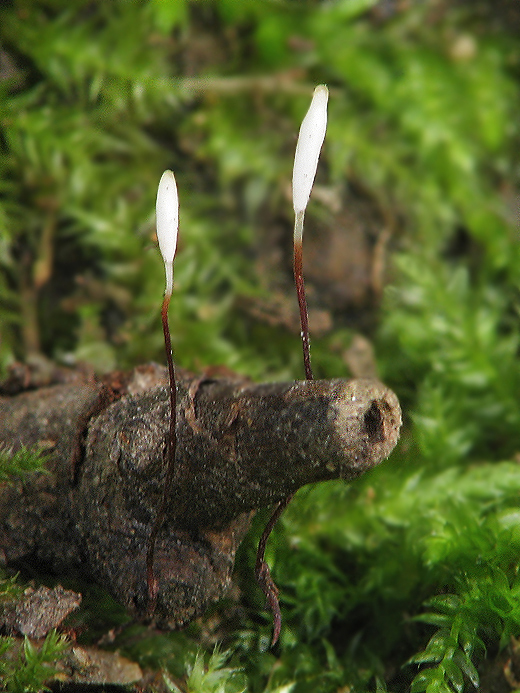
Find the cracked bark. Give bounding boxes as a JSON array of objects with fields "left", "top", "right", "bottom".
[{"left": 0, "top": 363, "right": 401, "bottom": 629}]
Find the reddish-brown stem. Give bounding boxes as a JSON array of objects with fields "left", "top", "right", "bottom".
[
  {"left": 146, "top": 292, "right": 177, "bottom": 615},
  {"left": 293, "top": 237, "right": 313, "bottom": 381},
  {"left": 255, "top": 493, "right": 294, "bottom": 646},
  {"left": 255, "top": 227, "right": 315, "bottom": 646}
]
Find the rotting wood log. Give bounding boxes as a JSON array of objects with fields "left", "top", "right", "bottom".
[{"left": 0, "top": 363, "right": 401, "bottom": 629}]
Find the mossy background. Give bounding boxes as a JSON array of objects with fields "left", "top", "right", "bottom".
[{"left": 1, "top": 0, "right": 520, "bottom": 691}]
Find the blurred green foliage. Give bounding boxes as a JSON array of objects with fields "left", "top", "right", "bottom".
[
  {"left": 163, "top": 646, "right": 247, "bottom": 693},
  {"left": 1, "top": 0, "right": 520, "bottom": 691},
  {"left": 0, "top": 445, "right": 49, "bottom": 483},
  {"left": 0, "top": 629, "right": 68, "bottom": 693}
]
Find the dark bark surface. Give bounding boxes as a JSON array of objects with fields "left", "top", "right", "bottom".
[{"left": 0, "top": 363, "right": 401, "bottom": 629}]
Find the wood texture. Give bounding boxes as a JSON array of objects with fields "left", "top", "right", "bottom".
[{"left": 0, "top": 364, "right": 401, "bottom": 628}]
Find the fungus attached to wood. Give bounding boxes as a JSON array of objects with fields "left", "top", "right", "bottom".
[
  {"left": 256, "top": 85, "right": 329, "bottom": 645},
  {"left": 147, "top": 169, "right": 180, "bottom": 612}
]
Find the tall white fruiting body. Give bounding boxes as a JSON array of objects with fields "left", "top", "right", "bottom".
[
  {"left": 292, "top": 85, "right": 329, "bottom": 241},
  {"left": 156, "top": 170, "right": 179, "bottom": 297}
]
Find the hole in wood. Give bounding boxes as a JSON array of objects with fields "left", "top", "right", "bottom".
[{"left": 363, "top": 401, "right": 385, "bottom": 443}]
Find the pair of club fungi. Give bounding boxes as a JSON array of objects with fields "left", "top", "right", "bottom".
[
  {"left": 0, "top": 86, "right": 401, "bottom": 638},
  {"left": 151, "top": 85, "right": 400, "bottom": 641}
]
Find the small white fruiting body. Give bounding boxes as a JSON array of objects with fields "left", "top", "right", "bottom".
[
  {"left": 156, "top": 169, "right": 179, "bottom": 297},
  {"left": 292, "top": 84, "right": 329, "bottom": 240}
]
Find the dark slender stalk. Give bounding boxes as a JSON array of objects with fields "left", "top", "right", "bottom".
[
  {"left": 146, "top": 291, "right": 177, "bottom": 615},
  {"left": 255, "top": 211, "right": 315, "bottom": 646},
  {"left": 293, "top": 236, "right": 313, "bottom": 380},
  {"left": 255, "top": 493, "right": 294, "bottom": 646}
]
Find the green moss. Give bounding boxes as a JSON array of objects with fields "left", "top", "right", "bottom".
[
  {"left": 0, "top": 631, "right": 68, "bottom": 693},
  {"left": 0, "top": 446, "right": 49, "bottom": 484}
]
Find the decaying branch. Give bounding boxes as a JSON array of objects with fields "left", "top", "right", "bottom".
[{"left": 0, "top": 363, "right": 401, "bottom": 628}]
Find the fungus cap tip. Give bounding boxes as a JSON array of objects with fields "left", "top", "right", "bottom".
[{"left": 292, "top": 85, "right": 329, "bottom": 216}]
